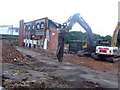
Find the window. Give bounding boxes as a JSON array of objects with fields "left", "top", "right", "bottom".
[
  {"left": 28, "top": 25, "right": 31, "bottom": 30},
  {"left": 25, "top": 25, "right": 28, "bottom": 30},
  {"left": 32, "top": 25, "right": 35, "bottom": 30},
  {"left": 40, "top": 22, "right": 45, "bottom": 29},
  {"left": 36, "top": 23, "right": 40, "bottom": 30}
]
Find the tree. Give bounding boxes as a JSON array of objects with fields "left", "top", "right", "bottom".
[
  {"left": 64, "top": 31, "right": 86, "bottom": 44},
  {"left": 64, "top": 31, "right": 112, "bottom": 44},
  {"left": 101, "top": 35, "right": 112, "bottom": 41}
]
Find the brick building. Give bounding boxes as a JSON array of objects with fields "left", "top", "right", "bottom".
[{"left": 19, "top": 17, "right": 59, "bottom": 50}]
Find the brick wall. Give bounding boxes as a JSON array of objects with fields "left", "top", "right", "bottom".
[
  {"left": 19, "top": 18, "right": 59, "bottom": 50},
  {"left": 48, "top": 30, "right": 58, "bottom": 50},
  {"left": 19, "top": 20, "right": 24, "bottom": 46}
]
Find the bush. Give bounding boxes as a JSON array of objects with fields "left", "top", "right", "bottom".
[{"left": 12, "top": 41, "right": 19, "bottom": 46}]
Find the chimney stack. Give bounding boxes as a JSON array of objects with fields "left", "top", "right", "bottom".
[{"left": 19, "top": 20, "right": 24, "bottom": 46}]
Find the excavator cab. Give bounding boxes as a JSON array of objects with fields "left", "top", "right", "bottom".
[
  {"left": 82, "top": 41, "right": 87, "bottom": 49},
  {"left": 96, "top": 39, "right": 111, "bottom": 46}
]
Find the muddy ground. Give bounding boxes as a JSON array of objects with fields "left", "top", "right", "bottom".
[{"left": 1, "top": 41, "right": 119, "bottom": 89}]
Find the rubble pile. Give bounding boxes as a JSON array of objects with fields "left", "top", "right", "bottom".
[
  {"left": 31, "top": 48, "right": 56, "bottom": 59},
  {"left": 2, "top": 40, "right": 26, "bottom": 62},
  {"left": 2, "top": 78, "right": 74, "bottom": 89}
]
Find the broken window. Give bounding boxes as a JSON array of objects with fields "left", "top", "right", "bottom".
[
  {"left": 32, "top": 25, "right": 35, "bottom": 30},
  {"left": 28, "top": 25, "right": 31, "bottom": 30},
  {"left": 25, "top": 25, "right": 28, "bottom": 31},
  {"left": 36, "top": 23, "right": 40, "bottom": 30},
  {"left": 40, "top": 22, "right": 45, "bottom": 29}
]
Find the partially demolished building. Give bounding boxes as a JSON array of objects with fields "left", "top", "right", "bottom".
[{"left": 19, "top": 17, "right": 59, "bottom": 50}]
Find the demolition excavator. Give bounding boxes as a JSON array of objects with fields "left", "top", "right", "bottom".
[
  {"left": 57, "top": 13, "right": 120, "bottom": 62},
  {"left": 93, "top": 22, "right": 120, "bottom": 62},
  {"left": 57, "top": 13, "right": 96, "bottom": 62}
]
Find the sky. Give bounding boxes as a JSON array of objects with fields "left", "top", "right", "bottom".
[{"left": 0, "top": 0, "right": 119, "bottom": 36}]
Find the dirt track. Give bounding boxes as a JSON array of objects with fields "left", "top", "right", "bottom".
[
  {"left": 2, "top": 45, "right": 119, "bottom": 89},
  {"left": 64, "top": 54, "right": 118, "bottom": 74},
  {"left": 18, "top": 47, "right": 118, "bottom": 87}
]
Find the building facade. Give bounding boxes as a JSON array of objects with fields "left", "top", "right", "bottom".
[{"left": 19, "top": 17, "right": 59, "bottom": 50}]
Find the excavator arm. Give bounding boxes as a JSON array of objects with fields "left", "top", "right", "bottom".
[
  {"left": 117, "top": 27, "right": 120, "bottom": 47},
  {"left": 65, "top": 13, "right": 94, "bottom": 51},
  {"left": 57, "top": 13, "right": 95, "bottom": 62},
  {"left": 111, "top": 22, "right": 120, "bottom": 47}
]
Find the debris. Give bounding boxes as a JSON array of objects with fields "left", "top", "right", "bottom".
[
  {"left": 31, "top": 47, "right": 56, "bottom": 59},
  {"left": 13, "top": 70, "right": 29, "bottom": 73},
  {"left": 2, "top": 40, "right": 26, "bottom": 63},
  {"left": 4, "top": 79, "right": 16, "bottom": 85},
  {"left": 22, "top": 77, "right": 28, "bottom": 81},
  {"left": 1, "top": 40, "right": 118, "bottom": 89}
]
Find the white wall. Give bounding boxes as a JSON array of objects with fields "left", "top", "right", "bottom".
[{"left": 0, "top": 27, "right": 19, "bottom": 35}]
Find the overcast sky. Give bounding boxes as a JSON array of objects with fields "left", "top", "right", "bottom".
[{"left": 0, "top": 0, "right": 119, "bottom": 36}]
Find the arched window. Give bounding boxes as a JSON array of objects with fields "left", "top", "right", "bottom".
[
  {"left": 40, "top": 22, "right": 45, "bottom": 29},
  {"left": 32, "top": 25, "right": 35, "bottom": 30},
  {"left": 36, "top": 23, "right": 40, "bottom": 30},
  {"left": 25, "top": 25, "right": 28, "bottom": 30},
  {"left": 28, "top": 25, "right": 31, "bottom": 30}
]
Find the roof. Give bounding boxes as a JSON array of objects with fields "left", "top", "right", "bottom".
[{"left": 24, "top": 17, "right": 60, "bottom": 29}]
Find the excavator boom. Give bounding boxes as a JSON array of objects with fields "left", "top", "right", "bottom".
[
  {"left": 111, "top": 22, "right": 120, "bottom": 47},
  {"left": 57, "top": 13, "right": 95, "bottom": 62},
  {"left": 64, "top": 13, "right": 95, "bottom": 51}
]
